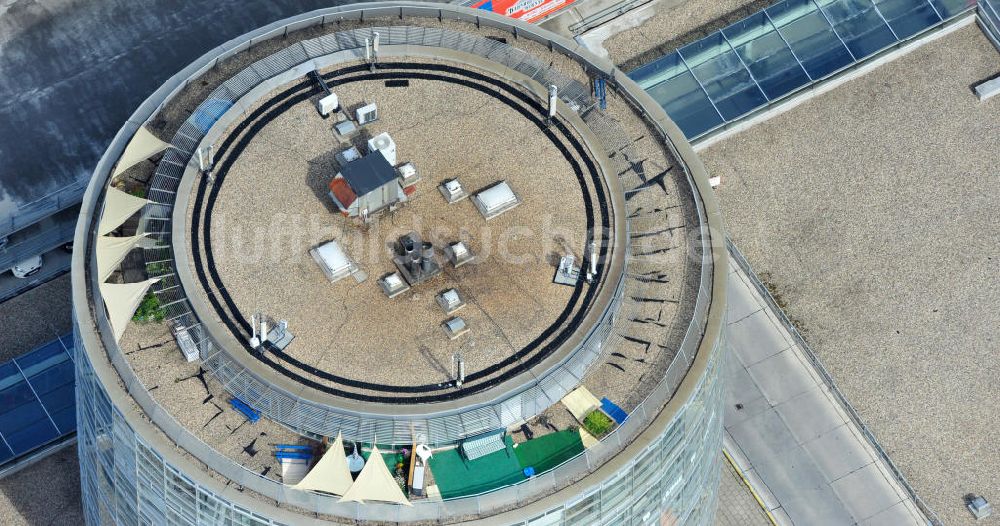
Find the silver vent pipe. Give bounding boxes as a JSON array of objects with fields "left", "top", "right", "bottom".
[{"left": 421, "top": 243, "right": 434, "bottom": 273}]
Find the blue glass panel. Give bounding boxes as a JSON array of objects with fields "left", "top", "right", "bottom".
[
  {"left": 818, "top": 0, "right": 897, "bottom": 58},
  {"left": 3, "top": 418, "right": 59, "bottom": 455},
  {"left": 16, "top": 341, "right": 70, "bottom": 379},
  {"left": 0, "top": 376, "right": 35, "bottom": 413},
  {"left": 628, "top": 51, "right": 691, "bottom": 90},
  {"left": 59, "top": 334, "right": 76, "bottom": 354},
  {"left": 47, "top": 406, "right": 77, "bottom": 434},
  {"left": 724, "top": 13, "right": 812, "bottom": 99},
  {"left": 680, "top": 33, "right": 770, "bottom": 120},
  {"left": 0, "top": 439, "right": 14, "bottom": 464},
  {"left": 872, "top": 0, "right": 940, "bottom": 38},
  {"left": 647, "top": 69, "right": 725, "bottom": 138},
  {"left": 25, "top": 359, "right": 73, "bottom": 395},
  {"left": 41, "top": 385, "right": 76, "bottom": 433},
  {"left": 0, "top": 391, "right": 47, "bottom": 427},
  {"left": 929, "top": 0, "right": 975, "bottom": 18},
  {"left": 768, "top": 1, "right": 855, "bottom": 79}
]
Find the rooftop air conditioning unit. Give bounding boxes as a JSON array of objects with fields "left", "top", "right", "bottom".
[
  {"left": 367, "top": 132, "right": 397, "bottom": 165},
  {"left": 356, "top": 103, "right": 378, "bottom": 125},
  {"left": 317, "top": 93, "right": 339, "bottom": 117}
]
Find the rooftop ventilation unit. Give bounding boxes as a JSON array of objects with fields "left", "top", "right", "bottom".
[
  {"left": 310, "top": 240, "right": 366, "bottom": 284},
  {"left": 378, "top": 272, "right": 410, "bottom": 298},
  {"left": 335, "top": 146, "right": 361, "bottom": 166},
  {"left": 473, "top": 181, "right": 520, "bottom": 220},
  {"left": 553, "top": 255, "right": 581, "bottom": 286},
  {"left": 392, "top": 232, "right": 442, "bottom": 285},
  {"left": 436, "top": 289, "right": 466, "bottom": 315},
  {"left": 367, "top": 132, "right": 397, "bottom": 165},
  {"left": 266, "top": 320, "right": 294, "bottom": 351},
  {"left": 397, "top": 163, "right": 420, "bottom": 188},
  {"left": 439, "top": 178, "right": 468, "bottom": 204},
  {"left": 356, "top": 103, "right": 378, "bottom": 125},
  {"left": 442, "top": 317, "right": 469, "bottom": 339},
  {"left": 172, "top": 324, "right": 200, "bottom": 362},
  {"left": 444, "top": 241, "right": 475, "bottom": 267},
  {"left": 967, "top": 494, "right": 993, "bottom": 520}
]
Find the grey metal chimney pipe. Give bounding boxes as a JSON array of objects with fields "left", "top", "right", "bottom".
[{"left": 421, "top": 243, "right": 434, "bottom": 273}]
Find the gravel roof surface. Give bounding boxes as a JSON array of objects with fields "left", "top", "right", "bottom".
[
  {"left": 0, "top": 273, "right": 71, "bottom": 362},
  {"left": 702, "top": 25, "right": 1000, "bottom": 526},
  {"left": 120, "top": 321, "right": 303, "bottom": 483},
  {"left": 0, "top": 446, "right": 83, "bottom": 526},
  {"left": 200, "top": 71, "right": 597, "bottom": 390},
  {"left": 599, "top": 0, "right": 764, "bottom": 69}
]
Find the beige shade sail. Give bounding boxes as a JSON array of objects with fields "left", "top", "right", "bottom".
[
  {"left": 339, "top": 445, "right": 411, "bottom": 506},
  {"left": 96, "top": 234, "right": 148, "bottom": 282},
  {"left": 293, "top": 433, "right": 354, "bottom": 496},
  {"left": 99, "top": 187, "right": 150, "bottom": 236},
  {"left": 113, "top": 126, "right": 170, "bottom": 178},
  {"left": 100, "top": 279, "right": 160, "bottom": 342}
]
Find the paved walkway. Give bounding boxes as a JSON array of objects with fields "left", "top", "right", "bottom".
[
  {"left": 723, "top": 255, "right": 926, "bottom": 526},
  {"left": 715, "top": 451, "right": 773, "bottom": 526}
]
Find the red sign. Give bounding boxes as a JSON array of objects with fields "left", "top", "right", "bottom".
[{"left": 471, "top": 0, "right": 576, "bottom": 23}]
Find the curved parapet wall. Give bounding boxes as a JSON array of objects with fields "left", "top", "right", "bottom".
[{"left": 73, "top": 3, "right": 727, "bottom": 525}]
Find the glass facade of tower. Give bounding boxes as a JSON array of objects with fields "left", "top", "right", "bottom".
[{"left": 75, "top": 327, "right": 724, "bottom": 526}]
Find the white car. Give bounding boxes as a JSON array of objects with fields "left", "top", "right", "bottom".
[{"left": 10, "top": 255, "right": 43, "bottom": 278}]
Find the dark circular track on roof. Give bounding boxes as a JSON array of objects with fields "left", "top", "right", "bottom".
[{"left": 190, "top": 61, "right": 616, "bottom": 403}]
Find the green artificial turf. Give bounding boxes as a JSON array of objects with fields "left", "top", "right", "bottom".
[
  {"left": 428, "top": 436, "right": 525, "bottom": 499},
  {"left": 513, "top": 430, "right": 585, "bottom": 474}
]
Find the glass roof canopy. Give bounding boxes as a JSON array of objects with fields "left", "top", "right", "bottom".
[
  {"left": 629, "top": 0, "right": 975, "bottom": 140},
  {"left": 0, "top": 334, "right": 76, "bottom": 467}
]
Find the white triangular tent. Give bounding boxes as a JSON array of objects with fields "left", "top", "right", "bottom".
[
  {"left": 96, "top": 234, "right": 148, "bottom": 281},
  {"left": 113, "top": 126, "right": 170, "bottom": 178},
  {"left": 99, "top": 187, "right": 150, "bottom": 236},
  {"left": 339, "top": 445, "right": 411, "bottom": 506},
  {"left": 100, "top": 279, "right": 160, "bottom": 342},
  {"left": 293, "top": 433, "right": 354, "bottom": 496}
]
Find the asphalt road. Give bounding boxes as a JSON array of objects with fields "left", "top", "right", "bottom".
[{"left": 0, "top": 0, "right": 381, "bottom": 214}]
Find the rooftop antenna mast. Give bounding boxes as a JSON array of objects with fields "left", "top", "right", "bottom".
[
  {"left": 453, "top": 352, "right": 466, "bottom": 388},
  {"left": 586, "top": 241, "right": 597, "bottom": 282},
  {"left": 366, "top": 32, "right": 380, "bottom": 72},
  {"left": 197, "top": 145, "right": 214, "bottom": 185},
  {"left": 249, "top": 312, "right": 260, "bottom": 348},
  {"left": 547, "top": 85, "right": 558, "bottom": 126}
]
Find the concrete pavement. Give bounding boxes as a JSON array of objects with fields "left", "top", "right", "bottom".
[{"left": 723, "top": 252, "right": 929, "bottom": 526}]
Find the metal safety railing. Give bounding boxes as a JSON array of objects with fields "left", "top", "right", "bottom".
[
  {"left": 727, "top": 239, "right": 942, "bottom": 526},
  {"left": 84, "top": 5, "right": 722, "bottom": 521},
  {"left": 0, "top": 178, "right": 88, "bottom": 240},
  {"left": 0, "top": 220, "right": 76, "bottom": 272}
]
